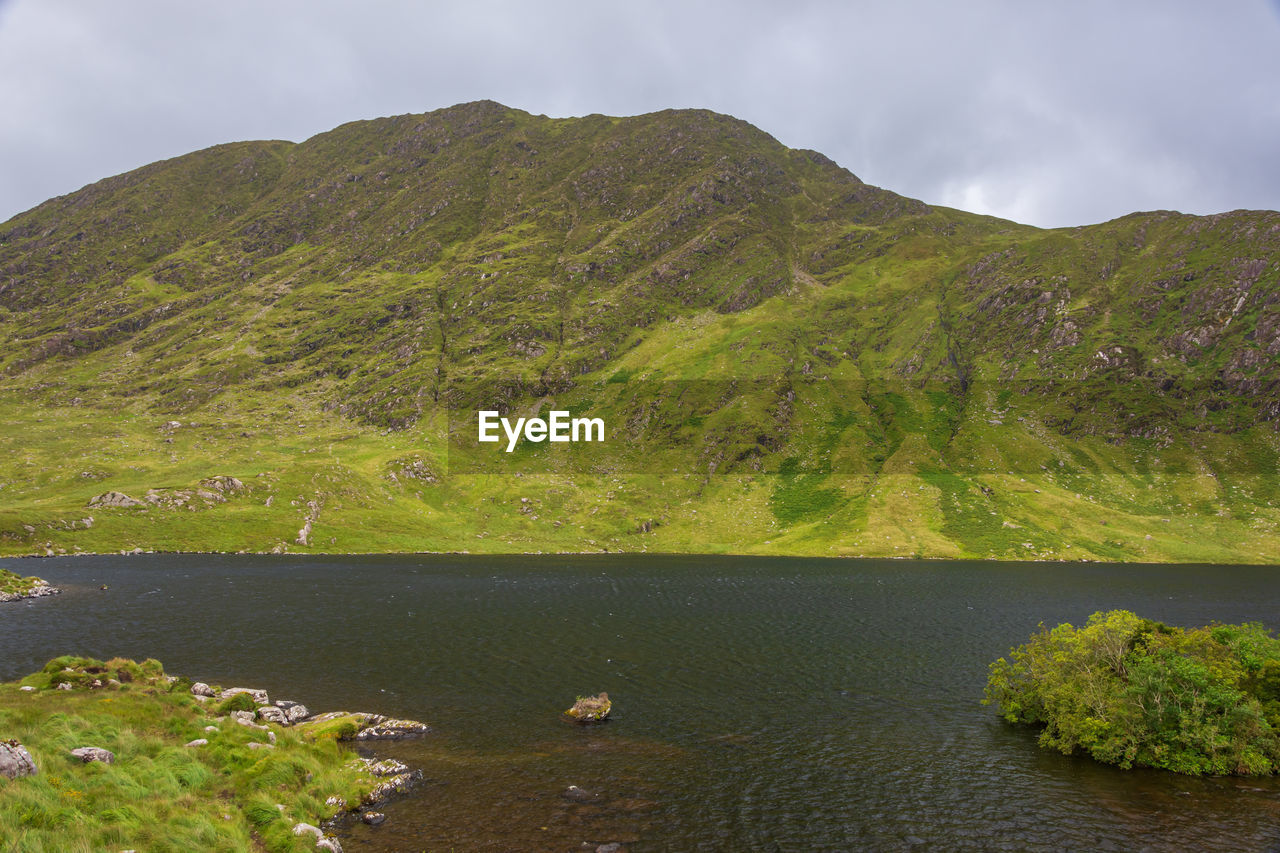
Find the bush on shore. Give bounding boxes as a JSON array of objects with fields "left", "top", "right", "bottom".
[{"left": 985, "top": 610, "right": 1280, "bottom": 775}]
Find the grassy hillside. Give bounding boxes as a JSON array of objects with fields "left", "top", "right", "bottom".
[{"left": 0, "top": 101, "right": 1277, "bottom": 562}]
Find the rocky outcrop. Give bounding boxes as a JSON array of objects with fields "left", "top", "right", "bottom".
[
  {"left": 302, "top": 711, "right": 431, "bottom": 740},
  {"left": 296, "top": 499, "right": 320, "bottom": 546},
  {"left": 87, "top": 491, "right": 143, "bottom": 508},
  {"left": 292, "top": 822, "right": 344, "bottom": 852},
  {"left": 0, "top": 740, "right": 37, "bottom": 778},
  {"left": 219, "top": 686, "right": 269, "bottom": 704},
  {"left": 0, "top": 578, "right": 60, "bottom": 603},
  {"left": 350, "top": 756, "right": 422, "bottom": 804},
  {"left": 201, "top": 475, "right": 245, "bottom": 494}
]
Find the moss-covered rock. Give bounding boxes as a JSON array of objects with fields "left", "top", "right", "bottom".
[{"left": 565, "top": 692, "right": 612, "bottom": 723}]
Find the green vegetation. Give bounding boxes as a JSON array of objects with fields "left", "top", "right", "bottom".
[
  {"left": 0, "top": 657, "right": 391, "bottom": 851},
  {"left": 0, "top": 101, "right": 1277, "bottom": 561},
  {"left": 0, "top": 569, "right": 48, "bottom": 599},
  {"left": 985, "top": 611, "right": 1280, "bottom": 775}
]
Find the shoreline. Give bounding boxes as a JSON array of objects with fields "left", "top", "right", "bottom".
[
  {"left": 2, "top": 547, "right": 1278, "bottom": 567},
  {"left": 0, "top": 656, "right": 430, "bottom": 851}
]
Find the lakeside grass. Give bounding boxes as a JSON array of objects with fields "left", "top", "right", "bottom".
[
  {"left": 0, "top": 569, "right": 46, "bottom": 597},
  {"left": 0, "top": 657, "right": 398, "bottom": 852}
]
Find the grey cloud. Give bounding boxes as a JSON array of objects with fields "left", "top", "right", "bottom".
[{"left": 2, "top": 0, "right": 1279, "bottom": 227}]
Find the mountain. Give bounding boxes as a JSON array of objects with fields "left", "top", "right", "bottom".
[{"left": 1, "top": 100, "right": 1278, "bottom": 562}]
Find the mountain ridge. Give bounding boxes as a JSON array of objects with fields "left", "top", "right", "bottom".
[{"left": 1, "top": 101, "right": 1277, "bottom": 562}]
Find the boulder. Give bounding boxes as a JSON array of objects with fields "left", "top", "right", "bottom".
[
  {"left": 185, "top": 738, "right": 208, "bottom": 748},
  {"left": 256, "top": 705, "right": 288, "bottom": 725},
  {"left": 190, "top": 682, "right": 216, "bottom": 697},
  {"left": 69, "top": 746, "right": 114, "bottom": 764},
  {"left": 0, "top": 740, "right": 37, "bottom": 779},
  {"left": 282, "top": 703, "right": 311, "bottom": 724}
]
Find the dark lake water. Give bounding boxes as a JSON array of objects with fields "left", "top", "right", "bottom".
[{"left": 3, "top": 554, "right": 1280, "bottom": 851}]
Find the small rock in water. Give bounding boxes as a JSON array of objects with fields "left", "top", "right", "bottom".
[
  {"left": 361, "top": 811, "right": 386, "bottom": 825},
  {"left": 562, "top": 784, "right": 599, "bottom": 803},
  {"left": 565, "top": 692, "right": 612, "bottom": 723}
]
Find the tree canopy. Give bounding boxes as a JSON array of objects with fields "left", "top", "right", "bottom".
[{"left": 985, "top": 610, "right": 1280, "bottom": 775}]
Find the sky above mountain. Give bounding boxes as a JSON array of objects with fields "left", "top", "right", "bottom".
[{"left": 2, "top": 0, "right": 1279, "bottom": 229}]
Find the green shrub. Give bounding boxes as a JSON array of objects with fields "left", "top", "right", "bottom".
[
  {"left": 985, "top": 610, "right": 1280, "bottom": 775},
  {"left": 214, "top": 692, "right": 257, "bottom": 715}
]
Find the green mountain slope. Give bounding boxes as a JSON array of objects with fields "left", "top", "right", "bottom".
[{"left": 1, "top": 100, "right": 1277, "bottom": 561}]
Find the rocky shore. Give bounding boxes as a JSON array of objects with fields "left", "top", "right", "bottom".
[
  {"left": 0, "top": 574, "right": 59, "bottom": 603},
  {"left": 1, "top": 657, "right": 430, "bottom": 852}
]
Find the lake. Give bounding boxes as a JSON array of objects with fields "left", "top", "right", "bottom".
[{"left": 3, "top": 554, "right": 1279, "bottom": 851}]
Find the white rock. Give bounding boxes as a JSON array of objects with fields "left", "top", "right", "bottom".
[
  {"left": 69, "top": 746, "right": 115, "bottom": 764},
  {"left": 257, "top": 705, "right": 288, "bottom": 725},
  {"left": 0, "top": 741, "right": 37, "bottom": 778},
  {"left": 220, "top": 687, "right": 269, "bottom": 704}
]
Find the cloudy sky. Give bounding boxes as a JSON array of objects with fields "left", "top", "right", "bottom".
[{"left": 2, "top": 0, "right": 1278, "bottom": 228}]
